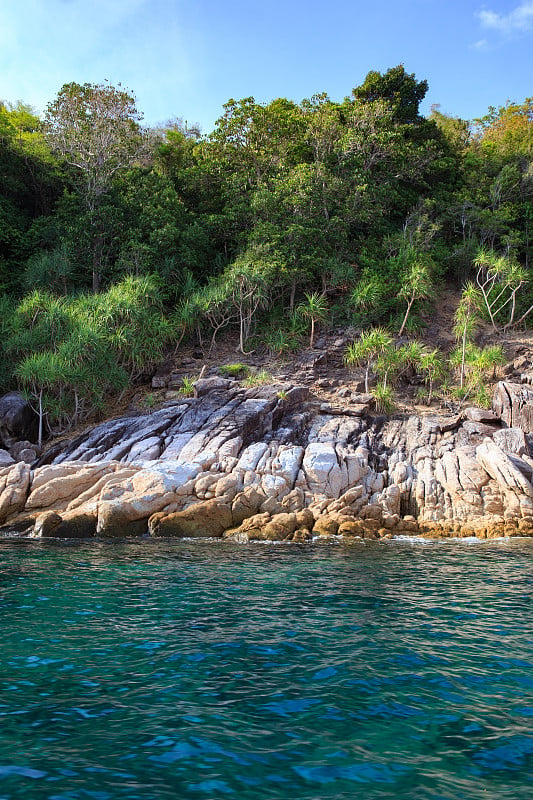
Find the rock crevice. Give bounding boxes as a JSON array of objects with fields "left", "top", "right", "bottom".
[{"left": 2, "top": 381, "right": 533, "bottom": 541}]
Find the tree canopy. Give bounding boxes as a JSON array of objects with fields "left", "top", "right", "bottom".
[{"left": 1, "top": 66, "right": 532, "bottom": 432}]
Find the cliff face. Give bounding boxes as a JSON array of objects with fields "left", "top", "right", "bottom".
[{"left": 1, "top": 380, "right": 533, "bottom": 541}]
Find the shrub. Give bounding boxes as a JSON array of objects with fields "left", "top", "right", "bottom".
[
  {"left": 219, "top": 363, "right": 250, "bottom": 378},
  {"left": 243, "top": 369, "right": 273, "bottom": 387},
  {"left": 7, "top": 275, "right": 172, "bottom": 435},
  {"left": 373, "top": 383, "right": 395, "bottom": 413},
  {"left": 179, "top": 376, "right": 195, "bottom": 397}
]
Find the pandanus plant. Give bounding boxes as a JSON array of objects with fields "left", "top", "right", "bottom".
[
  {"left": 297, "top": 292, "right": 329, "bottom": 348},
  {"left": 345, "top": 327, "right": 393, "bottom": 393}
]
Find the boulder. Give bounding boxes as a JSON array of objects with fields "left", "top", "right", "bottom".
[
  {"left": 223, "top": 512, "right": 271, "bottom": 541},
  {"left": 260, "top": 512, "right": 298, "bottom": 541},
  {"left": 96, "top": 463, "right": 199, "bottom": 537},
  {"left": 148, "top": 500, "right": 232, "bottom": 538},
  {"left": 0, "top": 449, "right": 15, "bottom": 467},
  {"left": 0, "top": 463, "right": 31, "bottom": 524},
  {"left": 464, "top": 407, "right": 499, "bottom": 424},
  {"left": 303, "top": 442, "right": 344, "bottom": 498},
  {"left": 10, "top": 440, "right": 41, "bottom": 462},
  {"left": 492, "top": 427, "right": 529, "bottom": 457},
  {"left": 27, "top": 463, "right": 120, "bottom": 511},
  {"left": 493, "top": 381, "right": 533, "bottom": 433},
  {"left": 193, "top": 377, "right": 234, "bottom": 397},
  {"left": 312, "top": 515, "right": 340, "bottom": 537},
  {"left": 476, "top": 439, "right": 533, "bottom": 497},
  {"left": 0, "top": 393, "right": 38, "bottom": 449},
  {"left": 290, "top": 529, "right": 312, "bottom": 543},
  {"left": 231, "top": 486, "right": 267, "bottom": 526},
  {"left": 33, "top": 510, "right": 97, "bottom": 538}
]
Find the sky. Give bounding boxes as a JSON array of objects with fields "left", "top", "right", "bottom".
[{"left": 1, "top": 0, "right": 532, "bottom": 133}]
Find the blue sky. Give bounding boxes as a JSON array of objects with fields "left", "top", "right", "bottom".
[{"left": 1, "top": 0, "right": 532, "bottom": 132}]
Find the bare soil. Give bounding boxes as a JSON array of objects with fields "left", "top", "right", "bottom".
[{"left": 125, "top": 286, "right": 533, "bottom": 420}]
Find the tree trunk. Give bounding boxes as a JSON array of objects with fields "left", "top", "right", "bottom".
[
  {"left": 398, "top": 297, "right": 414, "bottom": 337},
  {"left": 460, "top": 323, "right": 467, "bottom": 388},
  {"left": 37, "top": 389, "right": 43, "bottom": 449},
  {"left": 289, "top": 280, "right": 296, "bottom": 313}
]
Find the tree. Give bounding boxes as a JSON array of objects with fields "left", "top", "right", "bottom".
[
  {"left": 353, "top": 65, "right": 428, "bottom": 124},
  {"left": 453, "top": 283, "right": 483, "bottom": 388},
  {"left": 8, "top": 276, "right": 170, "bottom": 435},
  {"left": 345, "top": 327, "right": 393, "bottom": 392},
  {"left": 44, "top": 82, "right": 145, "bottom": 291},
  {"left": 297, "top": 292, "right": 329, "bottom": 347},
  {"left": 473, "top": 247, "right": 528, "bottom": 330},
  {"left": 397, "top": 253, "right": 434, "bottom": 336},
  {"left": 419, "top": 348, "right": 446, "bottom": 405}
]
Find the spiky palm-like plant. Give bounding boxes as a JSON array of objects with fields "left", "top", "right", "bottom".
[
  {"left": 419, "top": 347, "right": 446, "bottom": 405},
  {"left": 473, "top": 248, "right": 528, "bottom": 330},
  {"left": 345, "top": 327, "right": 393, "bottom": 392},
  {"left": 297, "top": 292, "right": 329, "bottom": 348},
  {"left": 453, "top": 283, "right": 483, "bottom": 389},
  {"left": 397, "top": 260, "right": 434, "bottom": 337}
]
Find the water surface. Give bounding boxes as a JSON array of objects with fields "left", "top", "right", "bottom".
[{"left": 0, "top": 537, "right": 531, "bottom": 799}]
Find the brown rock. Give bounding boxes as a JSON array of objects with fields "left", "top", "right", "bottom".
[
  {"left": 231, "top": 486, "right": 266, "bottom": 526},
  {"left": 261, "top": 512, "right": 298, "bottom": 541},
  {"left": 149, "top": 500, "right": 232, "bottom": 538},
  {"left": 492, "top": 427, "right": 529, "bottom": 456},
  {"left": 295, "top": 508, "right": 315, "bottom": 530},
  {"left": 290, "top": 528, "right": 312, "bottom": 543},
  {"left": 312, "top": 515, "right": 340, "bottom": 537},
  {"left": 464, "top": 407, "right": 499, "bottom": 424},
  {"left": 34, "top": 510, "right": 97, "bottom": 538},
  {"left": 337, "top": 520, "right": 365, "bottom": 537},
  {"left": 194, "top": 377, "right": 234, "bottom": 397},
  {"left": 359, "top": 504, "right": 383, "bottom": 521},
  {"left": 27, "top": 463, "right": 116, "bottom": 511},
  {"left": 223, "top": 512, "right": 272, "bottom": 541},
  {"left": 397, "top": 517, "right": 420, "bottom": 533}
]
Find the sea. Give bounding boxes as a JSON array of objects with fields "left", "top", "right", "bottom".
[{"left": 0, "top": 536, "right": 531, "bottom": 800}]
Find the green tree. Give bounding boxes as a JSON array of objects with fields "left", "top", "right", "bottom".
[
  {"left": 297, "top": 292, "right": 329, "bottom": 348},
  {"left": 473, "top": 247, "right": 528, "bottom": 330},
  {"left": 7, "top": 276, "right": 171, "bottom": 435},
  {"left": 345, "top": 327, "right": 393, "bottom": 392},
  {"left": 44, "top": 82, "right": 146, "bottom": 291},
  {"left": 453, "top": 283, "right": 483, "bottom": 388},
  {"left": 419, "top": 348, "right": 446, "bottom": 405},
  {"left": 397, "top": 253, "right": 434, "bottom": 336}
]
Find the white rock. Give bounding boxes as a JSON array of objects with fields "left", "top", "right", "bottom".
[{"left": 303, "top": 442, "right": 344, "bottom": 499}]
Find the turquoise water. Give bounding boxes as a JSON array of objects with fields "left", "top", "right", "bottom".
[{"left": 0, "top": 538, "right": 531, "bottom": 800}]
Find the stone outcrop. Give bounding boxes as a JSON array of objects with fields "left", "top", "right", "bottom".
[
  {"left": 0, "top": 393, "right": 38, "bottom": 450},
  {"left": 2, "top": 379, "right": 533, "bottom": 541},
  {"left": 493, "top": 381, "right": 533, "bottom": 433}
]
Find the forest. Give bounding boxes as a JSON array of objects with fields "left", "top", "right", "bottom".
[{"left": 1, "top": 66, "right": 532, "bottom": 434}]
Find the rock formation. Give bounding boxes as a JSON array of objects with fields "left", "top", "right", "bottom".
[
  {"left": 1, "top": 379, "right": 533, "bottom": 541},
  {"left": 0, "top": 393, "right": 38, "bottom": 450}
]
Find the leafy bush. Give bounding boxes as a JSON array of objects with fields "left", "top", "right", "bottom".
[
  {"left": 6, "top": 275, "right": 173, "bottom": 435},
  {"left": 373, "top": 383, "right": 395, "bottom": 413}
]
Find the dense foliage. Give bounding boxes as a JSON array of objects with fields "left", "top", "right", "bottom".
[{"left": 1, "top": 68, "right": 532, "bottom": 432}]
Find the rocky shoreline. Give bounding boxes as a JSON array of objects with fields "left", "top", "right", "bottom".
[{"left": 1, "top": 378, "right": 533, "bottom": 542}]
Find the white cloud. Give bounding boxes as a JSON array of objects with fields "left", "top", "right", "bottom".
[{"left": 477, "top": 2, "right": 533, "bottom": 36}]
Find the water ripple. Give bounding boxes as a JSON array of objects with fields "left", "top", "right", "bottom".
[{"left": 0, "top": 538, "right": 531, "bottom": 799}]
